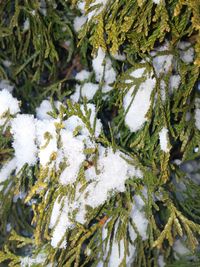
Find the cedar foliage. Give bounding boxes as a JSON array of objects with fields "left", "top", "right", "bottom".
[{"left": 0, "top": 0, "right": 200, "bottom": 266}]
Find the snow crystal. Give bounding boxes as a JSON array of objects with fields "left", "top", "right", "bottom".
[
  {"left": 130, "top": 207, "right": 148, "bottom": 240},
  {"left": 50, "top": 197, "right": 73, "bottom": 248},
  {"left": 92, "top": 48, "right": 106, "bottom": 82},
  {"left": 92, "top": 47, "right": 116, "bottom": 84},
  {"left": 84, "top": 146, "right": 142, "bottom": 209},
  {"left": 123, "top": 75, "right": 156, "bottom": 132},
  {"left": 39, "top": 0, "right": 47, "bottom": 16},
  {"left": 131, "top": 67, "right": 145, "bottom": 78},
  {"left": 0, "top": 89, "right": 20, "bottom": 125},
  {"left": 2, "top": 60, "right": 12, "bottom": 68},
  {"left": 36, "top": 100, "right": 53, "bottom": 120},
  {"left": 74, "top": 16, "right": 87, "bottom": 32},
  {"left": 31, "top": 10, "right": 36, "bottom": 16},
  {"left": 36, "top": 100, "right": 62, "bottom": 120},
  {"left": 59, "top": 130, "right": 85, "bottom": 185},
  {"left": 134, "top": 188, "right": 147, "bottom": 210},
  {"left": 160, "top": 80, "right": 166, "bottom": 101},
  {"left": 81, "top": 82, "right": 99, "bottom": 99},
  {"left": 71, "top": 82, "right": 99, "bottom": 101},
  {"left": 169, "top": 75, "right": 181, "bottom": 93},
  {"left": 72, "top": 146, "right": 143, "bottom": 225},
  {"left": 70, "top": 85, "right": 80, "bottom": 102},
  {"left": 195, "top": 108, "right": 200, "bottom": 131},
  {"left": 112, "top": 52, "right": 126, "bottom": 61},
  {"left": 102, "top": 84, "right": 113, "bottom": 93},
  {"left": 152, "top": 54, "right": 173, "bottom": 76},
  {"left": 101, "top": 219, "right": 136, "bottom": 267},
  {"left": 11, "top": 115, "right": 37, "bottom": 170},
  {"left": 104, "top": 63, "right": 116, "bottom": 84},
  {"left": 173, "top": 239, "right": 190, "bottom": 256},
  {"left": 159, "top": 127, "right": 169, "bottom": 152},
  {"left": 153, "top": 0, "right": 161, "bottom": 4},
  {"left": 150, "top": 43, "right": 173, "bottom": 76},
  {"left": 158, "top": 255, "right": 165, "bottom": 267},
  {"left": 99, "top": 202, "right": 148, "bottom": 267},
  {"left": 0, "top": 158, "right": 16, "bottom": 190},
  {"left": 20, "top": 252, "right": 51, "bottom": 267},
  {"left": 6, "top": 223, "right": 12, "bottom": 232},
  {"left": 178, "top": 42, "right": 194, "bottom": 64},
  {"left": 13, "top": 191, "right": 26, "bottom": 203},
  {"left": 23, "top": 18, "right": 30, "bottom": 31},
  {"left": 75, "top": 70, "right": 91, "bottom": 81},
  {"left": 50, "top": 144, "right": 143, "bottom": 244},
  {"left": 87, "top": 0, "right": 108, "bottom": 21},
  {"left": 108, "top": 238, "right": 126, "bottom": 266},
  {"left": 77, "top": 1, "right": 85, "bottom": 13}
]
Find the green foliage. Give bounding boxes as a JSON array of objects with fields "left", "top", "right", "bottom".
[{"left": 0, "top": 0, "right": 200, "bottom": 267}]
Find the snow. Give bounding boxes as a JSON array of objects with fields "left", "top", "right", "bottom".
[
  {"left": 23, "top": 18, "right": 30, "bottom": 31},
  {"left": 89, "top": 47, "right": 116, "bottom": 98},
  {"left": 100, "top": 219, "right": 136, "bottom": 267},
  {"left": 0, "top": 80, "right": 14, "bottom": 93},
  {"left": 131, "top": 67, "right": 145, "bottom": 78},
  {"left": 152, "top": 54, "right": 173, "bottom": 76},
  {"left": 71, "top": 83, "right": 99, "bottom": 101},
  {"left": 153, "top": 0, "right": 161, "bottom": 3},
  {"left": 39, "top": 0, "right": 47, "bottom": 16},
  {"left": 92, "top": 48, "right": 106, "bottom": 82},
  {"left": 0, "top": 158, "right": 16, "bottom": 190},
  {"left": 123, "top": 73, "right": 156, "bottom": 132},
  {"left": 20, "top": 252, "right": 51, "bottom": 267},
  {"left": 36, "top": 100, "right": 62, "bottom": 120},
  {"left": 59, "top": 130, "right": 85, "bottom": 185},
  {"left": 49, "top": 145, "right": 143, "bottom": 246},
  {"left": 74, "top": 16, "right": 87, "bottom": 32},
  {"left": 74, "top": 146, "right": 142, "bottom": 225},
  {"left": 64, "top": 103, "right": 102, "bottom": 138},
  {"left": 130, "top": 206, "right": 148, "bottom": 240},
  {"left": 150, "top": 43, "right": 173, "bottom": 76},
  {"left": 87, "top": 0, "right": 108, "bottom": 20},
  {"left": 102, "top": 84, "right": 112, "bottom": 94},
  {"left": 81, "top": 82, "right": 99, "bottom": 99},
  {"left": 0, "top": 89, "right": 20, "bottom": 125},
  {"left": 195, "top": 102, "right": 200, "bottom": 130},
  {"left": 50, "top": 196, "right": 75, "bottom": 248},
  {"left": 76, "top": 0, "right": 108, "bottom": 20},
  {"left": 75, "top": 70, "right": 91, "bottom": 81},
  {"left": 169, "top": 75, "right": 181, "bottom": 93},
  {"left": 77, "top": 1, "right": 85, "bottom": 13},
  {"left": 36, "top": 119, "right": 57, "bottom": 167},
  {"left": 158, "top": 255, "right": 165, "bottom": 267},
  {"left": 112, "top": 52, "right": 126, "bottom": 61},
  {"left": 108, "top": 238, "right": 126, "bottom": 266},
  {"left": 2, "top": 60, "right": 12, "bottom": 68},
  {"left": 173, "top": 239, "right": 190, "bottom": 257},
  {"left": 11, "top": 115, "right": 37, "bottom": 171},
  {"left": 92, "top": 47, "right": 116, "bottom": 84},
  {"left": 98, "top": 198, "right": 148, "bottom": 267},
  {"left": 84, "top": 147, "right": 142, "bottom": 207},
  {"left": 178, "top": 42, "right": 194, "bottom": 63},
  {"left": 70, "top": 85, "right": 80, "bottom": 102},
  {"left": 36, "top": 100, "right": 53, "bottom": 120},
  {"left": 0, "top": 91, "right": 146, "bottom": 252},
  {"left": 159, "top": 127, "right": 169, "bottom": 152}
]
